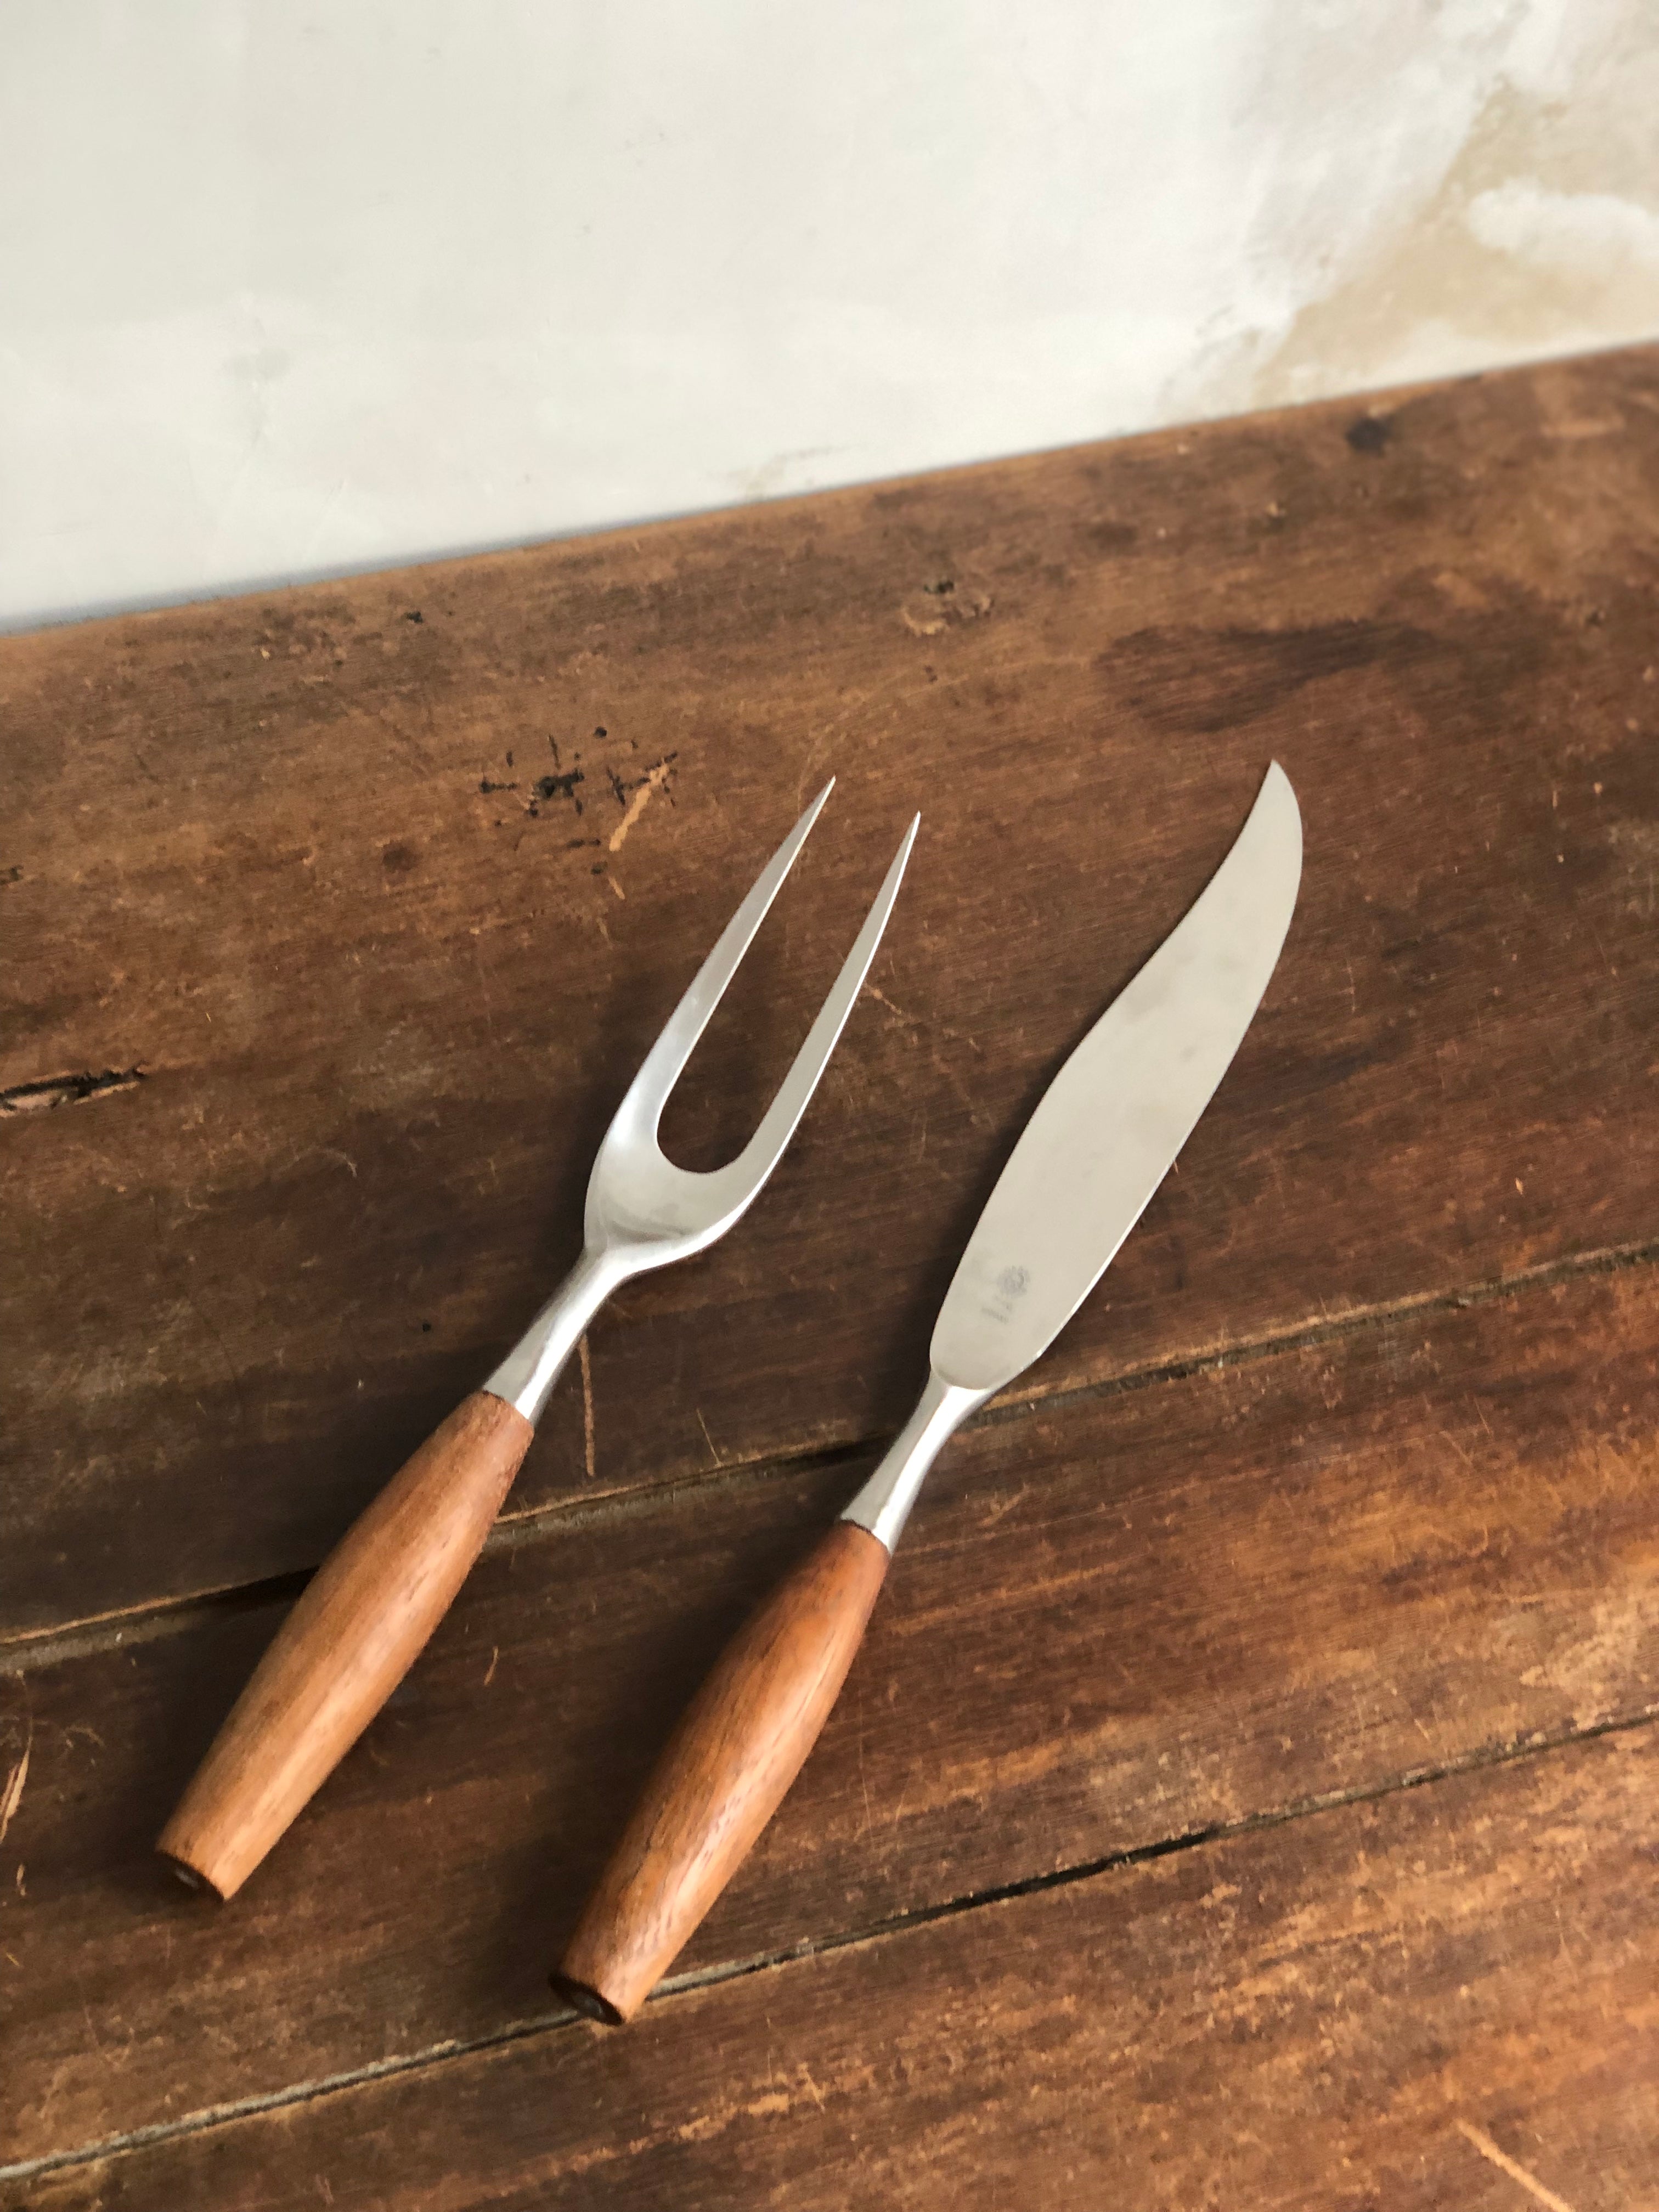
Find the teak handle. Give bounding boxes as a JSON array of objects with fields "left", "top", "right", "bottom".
[
  {"left": 157, "top": 1389, "right": 533, "bottom": 1899},
  {"left": 555, "top": 1519, "right": 889, "bottom": 2023}
]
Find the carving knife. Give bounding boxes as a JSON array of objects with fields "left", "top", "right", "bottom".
[{"left": 555, "top": 761, "right": 1302, "bottom": 2023}]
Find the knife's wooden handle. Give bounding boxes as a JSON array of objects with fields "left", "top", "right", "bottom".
[
  {"left": 554, "top": 1520, "right": 889, "bottom": 2023},
  {"left": 157, "top": 1389, "right": 533, "bottom": 1899}
]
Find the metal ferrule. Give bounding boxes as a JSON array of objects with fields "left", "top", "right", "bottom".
[
  {"left": 839, "top": 1370, "right": 990, "bottom": 1553},
  {"left": 482, "top": 1246, "right": 630, "bottom": 1426}
]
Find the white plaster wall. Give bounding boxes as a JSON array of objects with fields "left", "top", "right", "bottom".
[{"left": 2, "top": 0, "right": 1655, "bottom": 631}]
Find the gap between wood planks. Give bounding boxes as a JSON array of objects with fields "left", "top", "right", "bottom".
[
  {"left": 5, "top": 1231, "right": 1656, "bottom": 1670},
  {"left": 4, "top": 1702, "right": 1654, "bottom": 2191}
]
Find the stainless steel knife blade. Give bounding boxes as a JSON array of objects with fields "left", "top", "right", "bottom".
[
  {"left": 936, "top": 758, "right": 1301, "bottom": 1394},
  {"left": 845, "top": 759, "right": 1302, "bottom": 1543}
]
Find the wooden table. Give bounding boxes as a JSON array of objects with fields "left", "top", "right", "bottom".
[{"left": 3, "top": 346, "right": 1655, "bottom": 2209}]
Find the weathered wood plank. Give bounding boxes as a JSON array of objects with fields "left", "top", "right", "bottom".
[
  {"left": 3, "top": 1260, "right": 1654, "bottom": 2166},
  {"left": 11, "top": 1725, "right": 1655, "bottom": 2209},
  {"left": 3, "top": 348, "right": 1657, "bottom": 1632}
]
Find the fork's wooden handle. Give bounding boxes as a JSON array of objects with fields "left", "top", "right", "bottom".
[
  {"left": 157, "top": 1390, "right": 533, "bottom": 1899},
  {"left": 554, "top": 1520, "right": 889, "bottom": 2023}
]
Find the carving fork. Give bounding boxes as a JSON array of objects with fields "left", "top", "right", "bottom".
[{"left": 159, "top": 783, "right": 918, "bottom": 1899}]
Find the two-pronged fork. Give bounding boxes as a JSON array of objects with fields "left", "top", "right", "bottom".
[{"left": 159, "top": 783, "right": 918, "bottom": 1900}]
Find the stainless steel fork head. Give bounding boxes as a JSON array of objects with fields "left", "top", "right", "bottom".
[
  {"left": 586, "top": 781, "right": 917, "bottom": 1260},
  {"left": 485, "top": 783, "right": 918, "bottom": 1423}
]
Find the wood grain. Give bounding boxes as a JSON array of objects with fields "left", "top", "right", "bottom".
[
  {"left": 3, "top": 1260, "right": 1653, "bottom": 2168},
  {"left": 157, "top": 1389, "right": 532, "bottom": 1899},
  {"left": 557, "top": 1520, "right": 889, "bottom": 2023},
  {"left": 12, "top": 1725, "right": 1655, "bottom": 2209},
  {"left": 5, "top": 347, "right": 1658, "bottom": 2207},
  {"left": 4, "top": 349, "right": 1658, "bottom": 1634}
]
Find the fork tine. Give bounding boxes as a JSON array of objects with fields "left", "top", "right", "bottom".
[
  {"left": 625, "top": 780, "right": 838, "bottom": 1120},
  {"left": 727, "top": 811, "right": 921, "bottom": 1192}
]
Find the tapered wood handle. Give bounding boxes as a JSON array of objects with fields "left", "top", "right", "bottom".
[
  {"left": 554, "top": 1520, "right": 889, "bottom": 2023},
  {"left": 157, "top": 1389, "right": 533, "bottom": 1899}
]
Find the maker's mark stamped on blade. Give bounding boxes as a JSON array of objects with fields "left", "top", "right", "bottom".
[{"left": 979, "top": 1263, "right": 1031, "bottom": 1327}]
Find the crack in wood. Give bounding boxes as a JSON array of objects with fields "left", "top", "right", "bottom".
[{"left": 0, "top": 1067, "right": 145, "bottom": 1115}]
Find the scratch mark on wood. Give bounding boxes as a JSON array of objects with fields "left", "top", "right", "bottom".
[
  {"left": 607, "top": 757, "right": 676, "bottom": 854},
  {"left": 298, "top": 1146, "right": 358, "bottom": 1181},
  {"left": 579, "top": 1335, "right": 596, "bottom": 1482},
  {"left": 865, "top": 985, "right": 918, "bottom": 1026},
  {"left": 979, "top": 1484, "right": 1031, "bottom": 1529},
  {"left": 473, "top": 939, "right": 496, "bottom": 1043},
  {"left": 1455, "top": 2119, "right": 1578, "bottom": 2212},
  {"left": 0, "top": 1740, "right": 27, "bottom": 1844}
]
